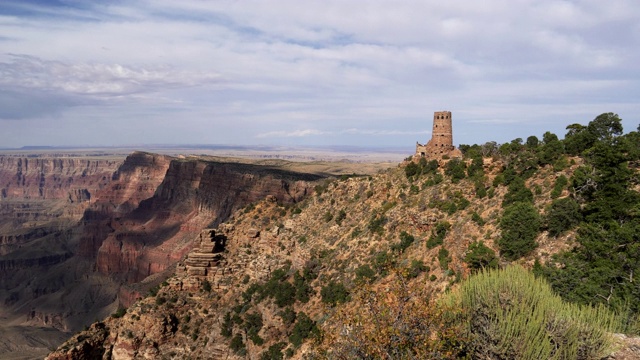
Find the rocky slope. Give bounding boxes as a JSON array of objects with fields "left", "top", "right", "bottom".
[
  {"left": 0, "top": 152, "right": 325, "bottom": 359},
  {"left": 45, "top": 155, "right": 598, "bottom": 359}
]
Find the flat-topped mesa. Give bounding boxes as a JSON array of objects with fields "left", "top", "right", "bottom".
[{"left": 415, "top": 111, "right": 462, "bottom": 159}]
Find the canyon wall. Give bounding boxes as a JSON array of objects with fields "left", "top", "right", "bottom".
[{"left": 0, "top": 152, "right": 323, "bottom": 359}]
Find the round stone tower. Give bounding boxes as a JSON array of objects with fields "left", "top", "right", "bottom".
[
  {"left": 415, "top": 110, "right": 460, "bottom": 158},
  {"left": 430, "top": 111, "right": 454, "bottom": 151}
]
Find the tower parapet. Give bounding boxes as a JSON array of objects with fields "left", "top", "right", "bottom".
[{"left": 415, "top": 111, "right": 461, "bottom": 158}]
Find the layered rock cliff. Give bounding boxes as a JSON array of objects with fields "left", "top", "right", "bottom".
[{"left": 0, "top": 152, "right": 324, "bottom": 359}]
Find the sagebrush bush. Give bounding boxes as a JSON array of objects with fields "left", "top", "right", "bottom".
[{"left": 441, "top": 266, "right": 625, "bottom": 360}]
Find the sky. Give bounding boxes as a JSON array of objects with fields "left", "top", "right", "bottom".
[{"left": 0, "top": 0, "right": 639, "bottom": 150}]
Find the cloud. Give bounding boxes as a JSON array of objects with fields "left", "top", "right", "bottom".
[
  {"left": 255, "top": 129, "right": 328, "bottom": 138},
  {"left": 255, "top": 128, "right": 431, "bottom": 139},
  {"left": 0, "top": 55, "right": 220, "bottom": 96},
  {"left": 0, "top": 0, "right": 638, "bottom": 147},
  {"left": 342, "top": 129, "right": 431, "bottom": 136}
]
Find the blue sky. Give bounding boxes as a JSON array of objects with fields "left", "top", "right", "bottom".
[{"left": 0, "top": 0, "right": 639, "bottom": 149}]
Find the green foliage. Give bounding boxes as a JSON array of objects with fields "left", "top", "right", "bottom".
[
  {"left": 245, "top": 312, "right": 264, "bottom": 345},
  {"left": 538, "top": 132, "right": 564, "bottom": 166},
  {"left": 323, "top": 211, "right": 333, "bottom": 222},
  {"left": 391, "top": 231, "right": 415, "bottom": 253},
  {"left": 526, "top": 135, "right": 539, "bottom": 148},
  {"left": 465, "top": 241, "right": 498, "bottom": 272},
  {"left": 471, "top": 212, "right": 485, "bottom": 226},
  {"left": 423, "top": 173, "right": 444, "bottom": 187},
  {"left": 273, "top": 282, "right": 296, "bottom": 307},
  {"left": 111, "top": 307, "right": 126, "bottom": 319},
  {"left": 588, "top": 112, "right": 623, "bottom": 142},
  {"left": 502, "top": 176, "right": 533, "bottom": 207},
  {"left": 426, "top": 221, "right": 451, "bottom": 249},
  {"left": 367, "top": 214, "right": 386, "bottom": 235},
  {"left": 293, "top": 271, "right": 313, "bottom": 303},
  {"left": 444, "top": 158, "right": 467, "bottom": 183},
  {"left": 321, "top": 281, "right": 350, "bottom": 306},
  {"left": 373, "top": 251, "right": 394, "bottom": 275},
  {"left": 221, "top": 312, "right": 233, "bottom": 338},
  {"left": 442, "top": 266, "right": 625, "bottom": 360},
  {"left": 438, "top": 247, "right": 451, "bottom": 270},
  {"left": 230, "top": 333, "right": 245, "bottom": 354},
  {"left": 498, "top": 202, "right": 541, "bottom": 260},
  {"left": 201, "top": 279, "right": 212, "bottom": 292},
  {"left": 278, "top": 307, "right": 296, "bottom": 326},
  {"left": 404, "top": 161, "right": 419, "bottom": 178},
  {"left": 242, "top": 265, "right": 303, "bottom": 308},
  {"left": 406, "top": 157, "right": 440, "bottom": 179},
  {"left": 261, "top": 342, "right": 286, "bottom": 360},
  {"left": 430, "top": 191, "right": 469, "bottom": 215},
  {"left": 355, "top": 264, "right": 376, "bottom": 283},
  {"left": 407, "top": 259, "right": 429, "bottom": 278},
  {"left": 467, "top": 155, "right": 484, "bottom": 178},
  {"left": 474, "top": 179, "right": 487, "bottom": 198},
  {"left": 537, "top": 220, "right": 640, "bottom": 313},
  {"left": 550, "top": 175, "right": 568, "bottom": 199},
  {"left": 289, "top": 312, "right": 318, "bottom": 347},
  {"left": 335, "top": 209, "right": 346, "bottom": 225},
  {"left": 545, "top": 197, "right": 582, "bottom": 237}
]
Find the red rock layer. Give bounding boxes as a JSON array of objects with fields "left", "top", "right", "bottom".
[{"left": 95, "top": 159, "right": 321, "bottom": 286}]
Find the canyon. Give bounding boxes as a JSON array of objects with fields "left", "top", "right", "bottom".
[{"left": 0, "top": 151, "right": 329, "bottom": 359}]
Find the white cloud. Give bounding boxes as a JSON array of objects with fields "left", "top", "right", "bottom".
[
  {"left": 0, "top": 0, "right": 638, "bottom": 147},
  {"left": 255, "top": 129, "right": 328, "bottom": 138},
  {"left": 0, "top": 55, "right": 220, "bottom": 96}
]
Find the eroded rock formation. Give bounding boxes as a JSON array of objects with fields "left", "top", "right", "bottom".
[{"left": 0, "top": 151, "right": 323, "bottom": 359}]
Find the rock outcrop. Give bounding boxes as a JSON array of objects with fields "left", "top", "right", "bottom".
[
  {"left": 0, "top": 151, "right": 324, "bottom": 359},
  {"left": 94, "top": 159, "right": 321, "bottom": 285}
]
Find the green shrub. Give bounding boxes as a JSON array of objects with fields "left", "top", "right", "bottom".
[
  {"left": 464, "top": 241, "right": 498, "bottom": 272},
  {"left": 391, "top": 231, "right": 415, "bottom": 253},
  {"left": 445, "top": 158, "right": 467, "bottom": 183},
  {"left": 278, "top": 307, "right": 296, "bottom": 326},
  {"left": 221, "top": 312, "right": 233, "bottom": 337},
  {"left": 551, "top": 175, "right": 568, "bottom": 199},
  {"left": 244, "top": 312, "right": 264, "bottom": 345},
  {"left": 546, "top": 197, "right": 582, "bottom": 237},
  {"left": 502, "top": 176, "right": 533, "bottom": 206},
  {"left": 261, "top": 343, "right": 286, "bottom": 360},
  {"left": 368, "top": 214, "right": 386, "bottom": 235},
  {"left": 426, "top": 221, "right": 451, "bottom": 249},
  {"left": 289, "top": 312, "right": 318, "bottom": 347},
  {"left": 355, "top": 264, "right": 376, "bottom": 283},
  {"left": 293, "top": 271, "right": 313, "bottom": 303},
  {"left": 405, "top": 161, "right": 419, "bottom": 178},
  {"left": 321, "top": 281, "right": 350, "bottom": 306},
  {"left": 230, "top": 333, "right": 245, "bottom": 354},
  {"left": 111, "top": 307, "right": 126, "bottom": 319},
  {"left": 407, "top": 259, "right": 429, "bottom": 278},
  {"left": 438, "top": 247, "right": 451, "bottom": 270},
  {"left": 335, "top": 209, "right": 347, "bottom": 225},
  {"left": 201, "top": 279, "right": 212, "bottom": 292},
  {"left": 471, "top": 212, "right": 485, "bottom": 226},
  {"left": 373, "top": 251, "right": 393, "bottom": 275},
  {"left": 498, "top": 202, "right": 541, "bottom": 260},
  {"left": 474, "top": 179, "right": 487, "bottom": 198},
  {"left": 441, "top": 266, "right": 624, "bottom": 360}
]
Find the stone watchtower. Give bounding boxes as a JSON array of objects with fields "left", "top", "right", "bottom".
[{"left": 415, "top": 111, "right": 461, "bottom": 158}]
